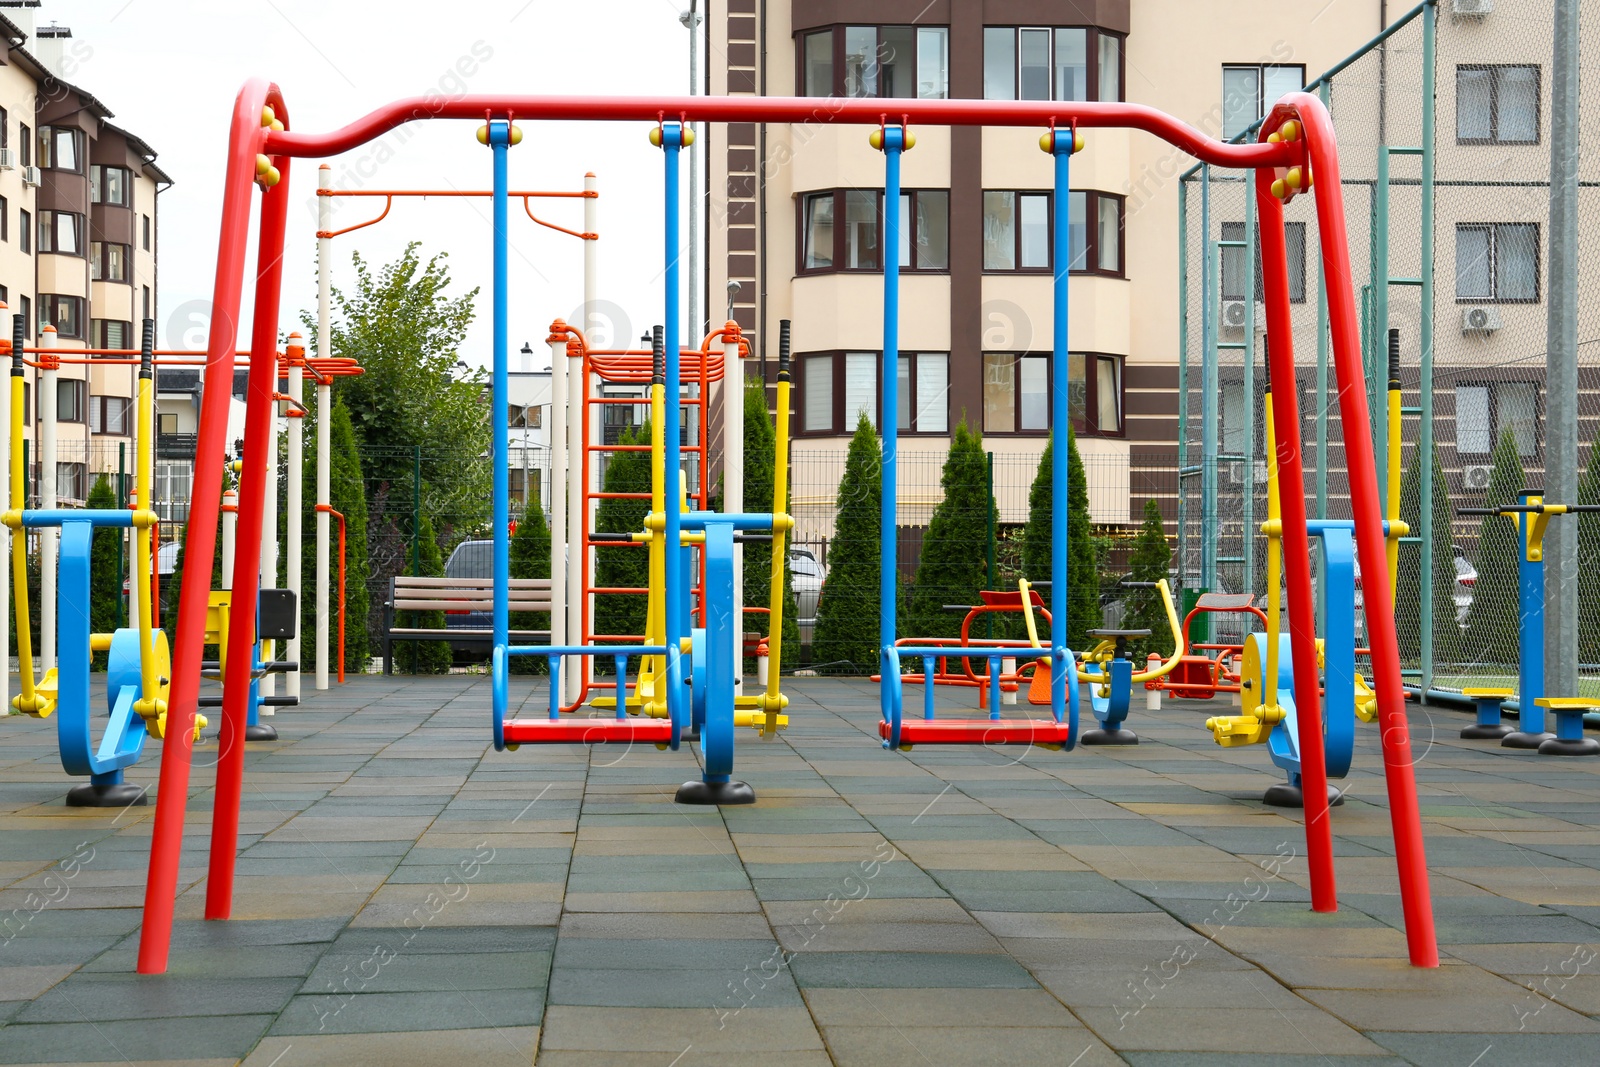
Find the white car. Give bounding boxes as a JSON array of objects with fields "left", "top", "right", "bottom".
[{"left": 789, "top": 548, "right": 825, "bottom": 645}]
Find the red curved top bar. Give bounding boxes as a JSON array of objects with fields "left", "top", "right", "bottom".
[{"left": 266, "top": 95, "right": 1293, "bottom": 170}]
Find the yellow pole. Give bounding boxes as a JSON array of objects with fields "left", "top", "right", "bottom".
[
  {"left": 132, "top": 352, "right": 163, "bottom": 722},
  {"left": 760, "top": 362, "right": 792, "bottom": 735},
  {"left": 643, "top": 351, "right": 667, "bottom": 715},
  {"left": 1386, "top": 363, "right": 1403, "bottom": 608},
  {"left": 9, "top": 363, "right": 41, "bottom": 713},
  {"left": 1263, "top": 382, "right": 1281, "bottom": 711}
]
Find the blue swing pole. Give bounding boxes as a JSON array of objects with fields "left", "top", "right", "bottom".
[
  {"left": 878, "top": 126, "right": 905, "bottom": 728},
  {"left": 489, "top": 118, "right": 512, "bottom": 749},
  {"left": 1050, "top": 127, "right": 1075, "bottom": 738}
]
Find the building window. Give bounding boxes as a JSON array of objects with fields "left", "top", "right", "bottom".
[
  {"left": 1221, "top": 221, "right": 1307, "bottom": 303},
  {"left": 982, "top": 352, "right": 1123, "bottom": 437},
  {"left": 798, "top": 351, "right": 948, "bottom": 435},
  {"left": 143, "top": 214, "right": 151, "bottom": 251},
  {"left": 19, "top": 209, "right": 29, "bottom": 254},
  {"left": 56, "top": 462, "right": 86, "bottom": 502},
  {"left": 90, "top": 242, "right": 131, "bottom": 282},
  {"left": 799, "top": 189, "right": 949, "bottom": 275},
  {"left": 158, "top": 412, "right": 179, "bottom": 435},
  {"left": 982, "top": 190, "right": 1123, "bottom": 275},
  {"left": 94, "top": 319, "right": 131, "bottom": 350},
  {"left": 38, "top": 210, "right": 83, "bottom": 256},
  {"left": 0, "top": 195, "right": 6, "bottom": 242},
  {"left": 57, "top": 378, "right": 85, "bottom": 423},
  {"left": 1456, "top": 381, "right": 1538, "bottom": 458},
  {"left": 19, "top": 294, "right": 30, "bottom": 339},
  {"left": 19, "top": 123, "right": 29, "bottom": 167},
  {"left": 90, "top": 165, "right": 132, "bottom": 206},
  {"left": 143, "top": 285, "right": 151, "bottom": 320},
  {"left": 22, "top": 381, "right": 29, "bottom": 424},
  {"left": 1457, "top": 65, "right": 1539, "bottom": 145},
  {"left": 1222, "top": 64, "right": 1305, "bottom": 139},
  {"left": 983, "top": 27, "right": 1123, "bottom": 102},
  {"left": 41, "top": 294, "right": 85, "bottom": 338},
  {"left": 1456, "top": 223, "right": 1538, "bottom": 303},
  {"left": 38, "top": 126, "right": 81, "bottom": 172},
  {"left": 0, "top": 107, "right": 7, "bottom": 155},
  {"left": 90, "top": 395, "right": 130, "bottom": 435},
  {"left": 797, "top": 25, "right": 949, "bottom": 99}
]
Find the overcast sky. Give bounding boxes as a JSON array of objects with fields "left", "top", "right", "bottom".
[{"left": 63, "top": 0, "right": 697, "bottom": 367}]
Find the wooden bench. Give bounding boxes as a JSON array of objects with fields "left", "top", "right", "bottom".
[{"left": 382, "top": 576, "right": 552, "bottom": 675}]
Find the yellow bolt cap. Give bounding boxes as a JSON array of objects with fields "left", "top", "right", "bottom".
[
  {"left": 903, "top": 130, "right": 915, "bottom": 150},
  {"left": 649, "top": 126, "right": 664, "bottom": 147},
  {"left": 476, "top": 125, "right": 490, "bottom": 145},
  {"left": 1286, "top": 166, "right": 1303, "bottom": 189},
  {"left": 261, "top": 105, "right": 276, "bottom": 126},
  {"left": 1270, "top": 178, "right": 1287, "bottom": 199},
  {"left": 256, "top": 154, "right": 272, "bottom": 176},
  {"left": 1073, "top": 131, "right": 1084, "bottom": 153},
  {"left": 869, "top": 129, "right": 884, "bottom": 150},
  {"left": 681, "top": 127, "right": 695, "bottom": 146},
  {"left": 509, "top": 124, "right": 523, "bottom": 145},
  {"left": 1038, "top": 131, "right": 1055, "bottom": 153}
]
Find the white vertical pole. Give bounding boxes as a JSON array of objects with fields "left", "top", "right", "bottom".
[
  {"left": 565, "top": 337, "right": 583, "bottom": 706},
  {"left": 39, "top": 326, "right": 57, "bottom": 672},
  {"left": 548, "top": 334, "right": 568, "bottom": 703},
  {"left": 259, "top": 351, "right": 281, "bottom": 708},
  {"left": 315, "top": 165, "right": 332, "bottom": 690},
  {"left": 724, "top": 328, "right": 742, "bottom": 689},
  {"left": 221, "top": 490, "right": 237, "bottom": 589},
  {"left": 578, "top": 173, "right": 598, "bottom": 704},
  {"left": 285, "top": 333, "right": 304, "bottom": 700}
]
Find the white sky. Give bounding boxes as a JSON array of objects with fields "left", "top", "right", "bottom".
[{"left": 62, "top": 0, "right": 699, "bottom": 366}]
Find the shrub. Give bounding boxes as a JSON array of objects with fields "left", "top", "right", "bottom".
[
  {"left": 1462, "top": 430, "right": 1525, "bottom": 666},
  {"left": 742, "top": 376, "right": 800, "bottom": 662},
  {"left": 812, "top": 414, "right": 887, "bottom": 671},
  {"left": 1123, "top": 499, "right": 1174, "bottom": 662},
  {"left": 1022, "top": 430, "right": 1100, "bottom": 648},
  {"left": 1394, "top": 442, "right": 1460, "bottom": 665},
  {"left": 509, "top": 496, "right": 551, "bottom": 675},
  {"left": 907, "top": 422, "right": 995, "bottom": 640}
]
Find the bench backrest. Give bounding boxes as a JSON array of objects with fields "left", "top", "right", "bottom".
[{"left": 390, "top": 575, "right": 552, "bottom": 614}]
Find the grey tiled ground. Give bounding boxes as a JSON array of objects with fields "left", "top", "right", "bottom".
[{"left": 2, "top": 674, "right": 1599, "bottom": 1065}]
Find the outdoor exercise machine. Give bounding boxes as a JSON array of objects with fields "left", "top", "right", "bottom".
[
  {"left": 4, "top": 318, "right": 191, "bottom": 806},
  {"left": 1457, "top": 494, "right": 1600, "bottom": 756},
  {"left": 130, "top": 83, "right": 1437, "bottom": 974},
  {"left": 1203, "top": 351, "right": 1406, "bottom": 805}
]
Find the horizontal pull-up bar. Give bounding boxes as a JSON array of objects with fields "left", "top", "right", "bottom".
[
  {"left": 319, "top": 188, "right": 595, "bottom": 198},
  {"left": 265, "top": 95, "right": 1297, "bottom": 171}
]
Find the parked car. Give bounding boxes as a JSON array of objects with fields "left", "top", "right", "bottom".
[
  {"left": 442, "top": 539, "right": 494, "bottom": 657},
  {"left": 1452, "top": 545, "right": 1476, "bottom": 627},
  {"left": 790, "top": 548, "right": 826, "bottom": 646}
]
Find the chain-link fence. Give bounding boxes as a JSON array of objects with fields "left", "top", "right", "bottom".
[{"left": 1179, "top": 1, "right": 1598, "bottom": 693}]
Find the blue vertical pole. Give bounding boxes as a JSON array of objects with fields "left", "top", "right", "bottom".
[
  {"left": 1514, "top": 492, "right": 1546, "bottom": 741},
  {"left": 489, "top": 120, "right": 511, "bottom": 741},
  {"left": 662, "top": 123, "right": 686, "bottom": 733},
  {"left": 1051, "top": 129, "right": 1072, "bottom": 723},
  {"left": 879, "top": 127, "right": 904, "bottom": 705}
]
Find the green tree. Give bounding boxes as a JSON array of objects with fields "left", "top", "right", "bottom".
[
  {"left": 404, "top": 512, "right": 451, "bottom": 673},
  {"left": 907, "top": 422, "right": 995, "bottom": 639},
  {"left": 1462, "top": 430, "right": 1525, "bottom": 666},
  {"left": 741, "top": 377, "right": 800, "bottom": 661},
  {"left": 1394, "top": 442, "right": 1460, "bottom": 666},
  {"left": 509, "top": 496, "right": 552, "bottom": 675},
  {"left": 812, "top": 414, "right": 887, "bottom": 671},
  {"left": 1580, "top": 433, "right": 1600, "bottom": 665},
  {"left": 1022, "top": 430, "right": 1100, "bottom": 648},
  {"left": 593, "top": 422, "right": 653, "bottom": 655},
  {"left": 1123, "top": 499, "right": 1174, "bottom": 662},
  {"left": 87, "top": 475, "right": 122, "bottom": 670}
]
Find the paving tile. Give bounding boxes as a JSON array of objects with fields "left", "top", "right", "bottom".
[
  {"left": 0, "top": 1015, "right": 274, "bottom": 1063},
  {"left": 539, "top": 1005, "right": 825, "bottom": 1052},
  {"left": 242, "top": 1027, "right": 539, "bottom": 1066}
]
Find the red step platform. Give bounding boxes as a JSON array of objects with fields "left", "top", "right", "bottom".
[
  {"left": 879, "top": 718, "right": 1073, "bottom": 746},
  {"left": 503, "top": 717, "right": 674, "bottom": 745}
]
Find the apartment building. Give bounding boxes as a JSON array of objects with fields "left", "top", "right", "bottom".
[{"left": 0, "top": 7, "right": 168, "bottom": 506}]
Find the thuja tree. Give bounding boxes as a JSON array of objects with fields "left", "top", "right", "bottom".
[
  {"left": 294, "top": 398, "right": 370, "bottom": 675},
  {"left": 1462, "top": 430, "right": 1525, "bottom": 666},
  {"left": 1123, "top": 499, "right": 1174, "bottom": 662},
  {"left": 812, "top": 414, "right": 887, "bottom": 671},
  {"left": 907, "top": 422, "right": 995, "bottom": 639},
  {"left": 1022, "top": 429, "right": 1100, "bottom": 648},
  {"left": 593, "top": 422, "right": 652, "bottom": 656},
  {"left": 741, "top": 376, "right": 800, "bottom": 661},
  {"left": 509, "top": 496, "right": 551, "bottom": 676},
  {"left": 1394, "top": 442, "right": 1460, "bottom": 666},
  {"left": 87, "top": 475, "right": 122, "bottom": 670}
]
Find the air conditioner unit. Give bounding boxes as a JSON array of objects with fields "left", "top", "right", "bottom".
[
  {"left": 1462, "top": 464, "right": 1493, "bottom": 491},
  {"left": 1452, "top": 0, "right": 1493, "bottom": 15},
  {"left": 1461, "top": 305, "right": 1502, "bottom": 333},
  {"left": 21, "top": 165, "right": 40, "bottom": 187},
  {"left": 0, "top": 149, "right": 13, "bottom": 170},
  {"left": 1221, "top": 300, "right": 1267, "bottom": 332}
]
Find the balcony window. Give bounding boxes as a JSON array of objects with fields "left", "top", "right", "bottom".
[
  {"left": 799, "top": 351, "right": 948, "bottom": 436},
  {"left": 41, "top": 294, "right": 85, "bottom": 338},
  {"left": 1222, "top": 64, "right": 1305, "bottom": 139},
  {"left": 797, "top": 25, "right": 949, "bottom": 99},
  {"left": 90, "top": 395, "right": 130, "bottom": 435},
  {"left": 982, "top": 191, "right": 1123, "bottom": 275},
  {"left": 57, "top": 377, "right": 85, "bottom": 423},
  {"left": 984, "top": 26, "right": 1123, "bottom": 102},
  {"left": 94, "top": 319, "right": 131, "bottom": 350},
  {"left": 91, "top": 165, "right": 132, "bottom": 206},
  {"left": 799, "top": 189, "right": 948, "bottom": 275},
  {"left": 38, "top": 210, "right": 82, "bottom": 256},
  {"left": 56, "top": 462, "right": 86, "bottom": 501},
  {"left": 982, "top": 352, "right": 1123, "bottom": 437},
  {"left": 90, "top": 242, "right": 131, "bottom": 283},
  {"left": 38, "top": 125, "right": 81, "bottom": 172}
]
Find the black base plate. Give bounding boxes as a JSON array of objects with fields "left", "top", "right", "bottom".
[
  {"left": 1538, "top": 736, "right": 1600, "bottom": 757},
  {"left": 1262, "top": 782, "right": 1345, "bottom": 809},
  {"left": 675, "top": 779, "right": 756, "bottom": 805},
  {"left": 1461, "top": 722, "right": 1515, "bottom": 740},
  {"left": 1079, "top": 727, "right": 1138, "bottom": 746},
  {"left": 1502, "top": 730, "right": 1555, "bottom": 750},
  {"left": 66, "top": 782, "right": 148, "bottom": 808},
  {"left": 245, "top": 723, "right": 279, "bottom": 742}
]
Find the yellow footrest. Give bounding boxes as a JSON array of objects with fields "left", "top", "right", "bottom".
[{"left": 1462, "top": 687, "right": 1514, "bottom": 698}]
